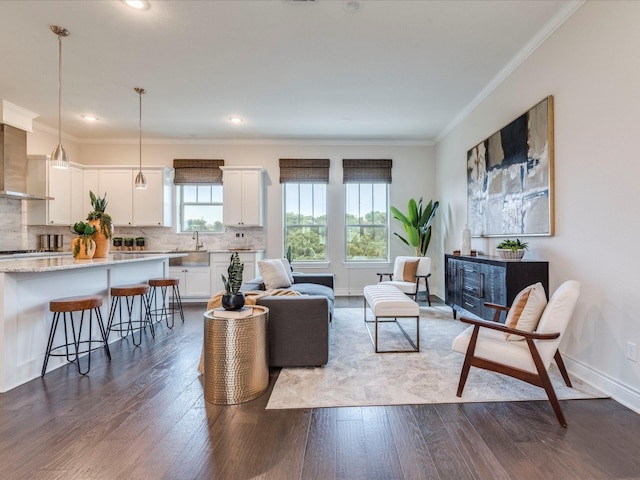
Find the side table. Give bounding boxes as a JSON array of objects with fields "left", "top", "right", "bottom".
[{"left": 203, "top": 305, "right": 269, "bottom": 405}]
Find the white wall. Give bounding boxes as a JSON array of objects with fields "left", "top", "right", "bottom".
[
  {"left": 435, "top": 1, "right": 640, "bottom": 412},
  {"left": 77, "top": 141, "right": 435, "bottom": 295}
]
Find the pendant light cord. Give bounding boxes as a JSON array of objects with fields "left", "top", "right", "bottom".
[{"left": 57, "top": 33, "right": 62, "bottom": 146}]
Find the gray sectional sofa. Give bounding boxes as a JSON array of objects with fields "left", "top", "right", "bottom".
[{"left": 240, "top": 272, "right": 334, "bottom": 367}]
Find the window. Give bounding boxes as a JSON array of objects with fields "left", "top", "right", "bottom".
[
  {"left": 280, "top": 158, "right": 330, "bottom": 262},
  {"left": 345, "top": 183, "right": 388, "bottom": 261},
  {"left": 343, "top": 159, "right": 392, "bottom": 262},
  {"left": 284, "top": 183, "right": 327, "bottom": 261},
  {"left": 173, "top": 159, "right": 225, "bottom": 233},
  {"left": 178, "top": 184, "right": 224, "bottom": 232}
]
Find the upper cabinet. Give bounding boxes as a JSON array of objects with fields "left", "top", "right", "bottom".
[
  {"left": 221, "top": 166, "right": 264, "bottom": 227},
  {"left": 132, "top": 168, "right": 173, "bottom": 226},
  {"left": 84, "top": 167, "right": 173, "bottom": 227},
  {"left": 26, "top": 155, "right": 82, "bottom": 226}
]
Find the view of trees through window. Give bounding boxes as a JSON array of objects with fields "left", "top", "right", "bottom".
[
  {"left": 284, "top": 183, "right": 327, "bottom": 261},
  {"left": 179, "top": 185, "right": 224, "bottom": 232},
  {"left": 345, "top": 183, "right": 388, "bottom": 261}
]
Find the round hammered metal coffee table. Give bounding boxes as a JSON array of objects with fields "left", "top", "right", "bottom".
[{"left": 203, "top": 305, "right": 269, "bottom": 405}]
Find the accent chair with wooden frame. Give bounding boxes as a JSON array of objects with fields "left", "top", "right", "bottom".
[
  {"left": 377, "top": 256, "right": 432, "bottom": 306},
  {"left": 452, "top": 280, "right": 581, "bottom": 427}
]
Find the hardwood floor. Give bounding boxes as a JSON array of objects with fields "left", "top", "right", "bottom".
[{"left": 1, "top": 300, "right": 639, "bottom": 480}]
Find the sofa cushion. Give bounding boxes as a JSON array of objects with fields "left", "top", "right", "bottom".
[
  {"left": 258, "top": 259, "right": 292, "bottom": 290},
  {"left": 289, "top": 282, "right": 334, "bottom": 314}
]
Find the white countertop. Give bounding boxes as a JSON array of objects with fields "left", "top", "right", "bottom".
[{"left": 0, "top": 252, "right": 185, "bottom": 273}]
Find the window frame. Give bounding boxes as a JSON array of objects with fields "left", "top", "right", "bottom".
[
  {"left": 344, "top": 182, "right": 389, "bottom": 263},
  {"left": 177, "top": 184, "right": 224, "bottom": 233},
  {"left": 283, "top": 182, "right": 328, "bottom": 262}
]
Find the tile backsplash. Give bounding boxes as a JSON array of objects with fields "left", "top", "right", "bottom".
[{"left": 0, "top": 198, "right": 265, "bottom": 252}]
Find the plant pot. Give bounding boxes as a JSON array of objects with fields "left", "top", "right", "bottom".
[
  {"left": 71, "top": 237, "right": 96, "bottom": 259},
  {"left": 88, "top": 219, "right": 113, "bottom": 258},
  {"left": 497, "top": 248, "right": 525, "bottom": 260},
  {"left": 221, "top": 292, "right": 245, "bottom": 311}
]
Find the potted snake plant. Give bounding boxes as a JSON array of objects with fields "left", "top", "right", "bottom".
[{"left": 221, "top": 252, "right": 245, "bottom": 310}]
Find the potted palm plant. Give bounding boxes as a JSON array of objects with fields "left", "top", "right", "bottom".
[
  {"left": 221, "top": 252, "right": 245, "bottom": 310},
  {"left": 86, "top": 191, "right": 113, "bottom": 258},
  {"left": 390, "top": 197, "right": 439, "bottom": 256},
  {"left": 70, "top": 221, "right": 97, "bottom": 259}
]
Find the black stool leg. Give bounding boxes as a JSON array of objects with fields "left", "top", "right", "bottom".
[
  {"left": 42, "top": 312, "right": 61, "bottom": 377},
  {"left": 172, "top": 285, "right": 184, "bottom": 323},
  {"left": 95, "top": 307, "right": 111, "bottom": 361}
]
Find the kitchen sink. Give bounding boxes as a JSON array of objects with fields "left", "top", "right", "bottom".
[{"left": 169, "top": 251, "right": 210, "bottom": 267}]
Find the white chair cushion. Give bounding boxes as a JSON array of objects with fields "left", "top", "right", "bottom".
[
  {"left": 258, "top": 259, "right": 292, "bottom": 290},
  {"left": 452, "top": 325, "right": 537, "bottom": 373},
  {"left": 535, "top": 280, "right": 581, "bottom": 366},
  {"left": 387, "top": 256, "right": 431, "bottom": 293}
]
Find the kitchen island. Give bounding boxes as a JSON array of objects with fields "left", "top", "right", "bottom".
[{"left": 0, "top": 253, "right": 184, "bottom": 392}]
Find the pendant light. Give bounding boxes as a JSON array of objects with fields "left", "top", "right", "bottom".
[
  {"left": 134, "top": 87, "right": 147, "bottom": 189},
  {"left": 50, "top": 25, "right": 70, "bottom": 169}
]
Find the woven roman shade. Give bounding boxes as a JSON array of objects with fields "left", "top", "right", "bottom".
[
  {"left": 342, "top": 159, "right": 392, "bottom": 183},
  {"left": 173, "top": 159, "right": 224, "bottom": 184},
  {"left": 279, "top": 159, "right": 330, "bottom": 184}
]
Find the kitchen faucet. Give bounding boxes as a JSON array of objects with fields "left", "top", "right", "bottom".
[{"left": 192, "top": 230, "right": 203, "bottom": 251}]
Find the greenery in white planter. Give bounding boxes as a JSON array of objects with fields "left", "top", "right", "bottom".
[
  {"left": 221, "top": 252, "right": 244, "bottom": 295},
  {"left": 496, "top": 239, "right": 529, "bottom": 251}
]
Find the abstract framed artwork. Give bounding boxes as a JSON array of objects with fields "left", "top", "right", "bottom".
[{"left": 467, "top": 96, "right": 554, "bottom": 237}]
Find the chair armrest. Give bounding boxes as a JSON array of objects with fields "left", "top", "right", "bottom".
[
  {"left": 377, "top": 272, "right": 393, "bottom": 281},
  {"left": 459, "top": 316, "right": 560, "bottom": 340},
  {"left": 484, "top": 302, "right": 509, "bottom": 322}
]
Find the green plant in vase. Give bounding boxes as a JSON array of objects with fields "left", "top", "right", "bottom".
[
  {"left": 390, "top": 197, "right": 439, "bottom": 256},
  {"left": 221, "top": 252, "right": 245, "bottom": 310},
  {"left": 86, "top": 191, "right": 113, "bottom": 258},
  {"left": 70, "top": 221, "right": 97, "bottom": 259},
  {"left": 496, "top": 238, "right": 529, "bottom": 260}
]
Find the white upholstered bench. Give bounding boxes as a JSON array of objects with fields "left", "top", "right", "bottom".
[{"left": 363, "top": 284, "right": 420, "bottom": 353}]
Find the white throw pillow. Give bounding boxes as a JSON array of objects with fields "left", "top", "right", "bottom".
[
  {"left": 279, "top": 258, "right": 294, "bottom": 284},
  {"left": 258, "top": 259, "right": 292, "bottom": 290}
]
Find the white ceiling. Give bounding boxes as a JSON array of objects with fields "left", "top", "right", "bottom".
[{"left": 0, "top": 0, "right": 579, "bottom": 142}]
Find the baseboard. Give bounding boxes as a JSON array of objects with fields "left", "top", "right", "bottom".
[{"left": 564, "top": 355, "right": 640, "bottom": 414}]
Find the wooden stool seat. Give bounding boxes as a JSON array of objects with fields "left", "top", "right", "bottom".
[
  {"left": 111, "top": 284, "right": 150, "bottom": 297},
  {"left": 147, "top": 277, "right": 184, "bottom": 329},
  {"left": 50, "top": 295, "right": 103, "bottom": 313},
  {"left": 148, "top": 277, "right": 179, "bottom": 288},
  {"left": 42, "top": 294, "right": 110, "bottom": 377}
]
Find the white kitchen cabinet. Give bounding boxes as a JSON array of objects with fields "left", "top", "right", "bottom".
[
  {"left": 220, "top": 167, "right": 264, "bottom": 226},
  {"left": 82, "top": 167, "right": 173, "bottom": 227},
  {"left": 132, "top": 168, "right": 173, "bottom": 226},
  {"left": 211, "top": 251, "right": 264, "bottom": 293},
  {"left": 169, "top": 266, "right": 212, "bottom": 299},
  {"left": 70, "top": 165, "right": 84, "bottom": 222},
  {"left": 99, "top": 169, "right": 134, "bottom": 226},
  {"left": 26, "top": 155, "right": 83, "bottom": 226}
]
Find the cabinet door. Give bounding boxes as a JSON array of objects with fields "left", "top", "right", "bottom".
[
  {"left": 239, "top": 170, "right": 262, "bottom": 226},
  {"left": 133, "top": 169, "right": 163, "bottom": 226},
  {"left": 183, "top": 267, "right": 212, "bottom": 298},
  {"left": 71, "top": 165, "right": 84, "bottom": 222},
  {"left": 481, "top": 264, "right": 506, "bottom": 321},
  {"left": 222, "top": 170, "right": 244, "bottom": 226},
  {"left": 47, "top": 164, "right": 71, "bottom": 225},
  {"left": 99, "top": 170, "right": 133, "bottom": 226},
  {"left": 82, "top": 169, "right": 99, "bottom": 221}
]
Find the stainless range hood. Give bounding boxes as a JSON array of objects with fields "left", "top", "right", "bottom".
[{"left": 0, "top": 123, "right": 48, "bottom": 200}]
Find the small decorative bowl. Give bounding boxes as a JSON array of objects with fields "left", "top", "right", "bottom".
[{"left": 497, "top": 248, "right": 525, "bottom": 260}]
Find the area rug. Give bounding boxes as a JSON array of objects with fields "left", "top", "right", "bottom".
[{"left": 266, "top": 306, "right": 606, "bottom": 409}]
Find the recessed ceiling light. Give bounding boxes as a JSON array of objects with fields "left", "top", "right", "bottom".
[
  {"left": 343, "top": 1, "right": 360, "bottom": 12},
  {"left": 122, "top": 0, "right": 150, "bottom": 10},
  {"left": 229, "top": 116, "right": 244, "bottom": 124},
  {"left": 81, "top": 114, "right": 99, "bottom": 122}
]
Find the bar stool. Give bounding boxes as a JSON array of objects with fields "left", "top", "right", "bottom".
[
  {"left": 42, "top": 295, "right": 111, "bottom": 376},
  {"left": 147, "top": 277, "right": 184, "bottom": 329},
  {"left": 107, "top": 283, "right": 153, "bottom": 347}
]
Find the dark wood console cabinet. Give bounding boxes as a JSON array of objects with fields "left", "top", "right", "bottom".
[{"left": 445, "top": 254, "right": 549, "bottom": 321}]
